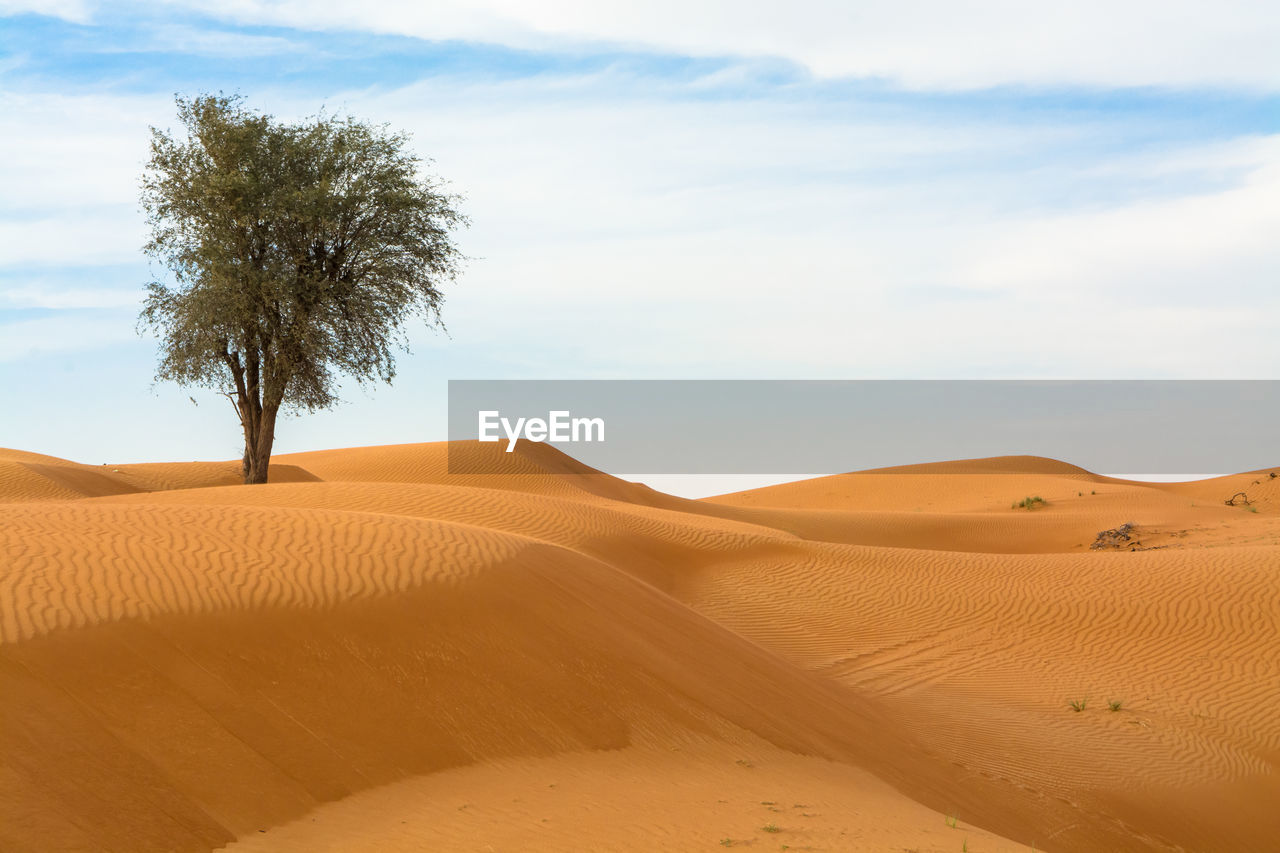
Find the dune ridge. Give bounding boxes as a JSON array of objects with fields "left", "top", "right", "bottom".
[{"left": 2, "top": 442, "right": 1277, "bottom": 851}]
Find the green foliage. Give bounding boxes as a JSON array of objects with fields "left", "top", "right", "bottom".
[
  {"left": 1068, "top": 698, "right": 1088, "bottom": 712},
  {"left": 1108, "top": 699, "right": 1124, "bottom": 712},
  {"left": 762, "top": 823, "right": 781, "bottom": 833},
  {"left": 1012, "top": 495, "right": 1047, "bottom": 509},
  {"left": 139, "top": 94, "right": 466, "bottom": 480}
]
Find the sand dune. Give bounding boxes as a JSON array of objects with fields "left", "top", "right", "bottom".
[
  {"left": 2, "top": 442, "right": 1277, "bottom": 851},
  {"left": 219, "top": 739, "right": 1031, "bottom": 853}
]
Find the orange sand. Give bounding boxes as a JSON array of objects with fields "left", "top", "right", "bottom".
[{"left": 1, "top": 443, "right": 1276, "bottom": 851}]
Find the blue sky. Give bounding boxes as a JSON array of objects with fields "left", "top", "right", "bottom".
[{"left": 2, "top": 1, "right": 1278, "bottom": 473}]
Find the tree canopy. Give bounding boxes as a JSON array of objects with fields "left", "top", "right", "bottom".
[{"left": 140, "top": 94, "right": 465, "bottom": 483}]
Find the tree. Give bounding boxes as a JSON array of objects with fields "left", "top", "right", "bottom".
[{"left": 140, "top": 94, "right": 465, "bottom": 484}]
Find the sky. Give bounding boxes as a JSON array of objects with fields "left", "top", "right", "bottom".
[{"left": 1, "top": 1, "right": 1278, "bottom": 487}]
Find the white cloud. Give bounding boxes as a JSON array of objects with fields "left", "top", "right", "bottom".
[
  {"left": 0, "top": 0, "right": 91, "bottom": 22},
  {"left": 346, "top": 74, "right": 1277, "bottom": 378},
  {"left": 1, "top": 74, "right": 1276, "bottom": 377},
  {"left": 156, "top": 0, "right": 1280, "bottom": 91},
  {"left": 122, "top": 24, "right": 307, "bottom": 58},
  {"left": 0, "top": 209, "right": 145, "bottom": 267},
  {"left": 0, "top": 92, "right": 159, "bottom": 213},
  {"left": 0, "top": 92, "right": 160, "bottom": 269},
  {"left": 956, "top": 136, "right": 1280, "bottom": 305},
  {"left": 0, "top": 314, "right": 137, "bottom": 361},
  {"left": 0, "top": 282, "right": 143, "bottom": 308}
]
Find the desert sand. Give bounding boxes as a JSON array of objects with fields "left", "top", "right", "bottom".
[{"left": 1, "top": 442, "right": 1277, "bottom": 852}]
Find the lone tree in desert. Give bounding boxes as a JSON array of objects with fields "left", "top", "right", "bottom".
[{"left": 140, "top": 94, "right": 465, "bottom": 484}]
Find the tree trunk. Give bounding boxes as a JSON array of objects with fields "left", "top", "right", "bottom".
[{"left": 241, "top": 404, "right": 279, "bottom": 485}]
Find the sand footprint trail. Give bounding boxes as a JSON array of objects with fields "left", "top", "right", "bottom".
[{"left": 1, "top": 441, "right": 1276, "bottom": 851}]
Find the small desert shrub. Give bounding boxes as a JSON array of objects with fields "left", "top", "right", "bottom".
[
  {"left": 1091, "top": 523, "right": 1135, "bottom": 550},
  {"left": 1012, "top": 495, "right": 1047, "bottom": 509},
  {"left": 1108, "top": 699, "right": 1124, "bottom": 712},
  {"left": 762, "top": 823, "right": 781, "bottom": 833},
  {"left": 1068, "top": 698, "right": 1088, "bottom": 712},
  {"left": 946, "top": 814, "right": 958, "bottom": 828}
]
